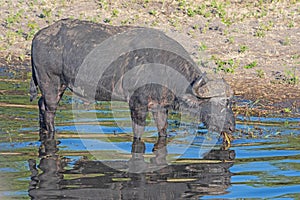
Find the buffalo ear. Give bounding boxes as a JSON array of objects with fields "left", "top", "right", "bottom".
[{"left": 192, "top": 74, "right": 233, "bottom": 99}]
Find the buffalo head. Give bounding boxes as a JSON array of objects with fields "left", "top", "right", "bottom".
[{"left": 179, "top": 73, "right": 235, "bottom": 146}]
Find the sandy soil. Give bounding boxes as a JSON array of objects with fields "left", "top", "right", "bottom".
[{"left": 0, "top": 0, "right": 299, "bottom": 115}]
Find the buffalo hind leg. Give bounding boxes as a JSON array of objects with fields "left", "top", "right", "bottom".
[
  {"left": 41, "top": 84, "right": 66, "bottom": 140},
  {"left": 38, "top": 97, "right": 47, "bottom": 141}
]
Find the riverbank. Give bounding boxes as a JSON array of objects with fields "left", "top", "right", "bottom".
[{"left": 1, "top": 0, "right": 299, "bottom": 116}]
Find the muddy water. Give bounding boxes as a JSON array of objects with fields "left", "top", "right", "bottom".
[{"left": 0, "top": 68, "right": 300, "bottom": 199}]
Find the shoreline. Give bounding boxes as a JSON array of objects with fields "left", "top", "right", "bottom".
[{"left": 0, "top": 56, "right": 299, "bottom": 118}]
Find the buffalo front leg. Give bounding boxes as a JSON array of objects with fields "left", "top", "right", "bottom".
[
  {"left": 130, "top": 107, "right": 148, "bottom": 140},
  {"left": 129, "top": 90, "right": 149, "bottom": 140},
  {"left": 152, "top": 107, "right": 168, "bottom": 137},
  {"left": 151, "top": 136, "right": 167, "bottom": 165}
]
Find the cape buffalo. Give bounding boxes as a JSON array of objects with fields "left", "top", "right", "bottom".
[{"left": 30, "top": 19, "right": 235, "bottom": 147}]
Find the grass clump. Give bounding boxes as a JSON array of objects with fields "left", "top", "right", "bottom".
[
  {"left": 111, "top": 9, "right": 119, "bottom": 17},
  {"left": 198, "top": 42, "right": 207, "bottom": 51},
  {"left": 97, "top": 0, "right": 109, "bottom": 10},
  {"left": 39, "top": 8, "right": 52, "bottom": 18},
  {"left": 254, "top": 21, "right": 274, "bottom": 37},
  {"left": 212, "top": 56, "right": 239, "bottom": 73},
  {"left": 26, "top": 21, "right": 39, "bottom": 40},
  {"left": 238, "top": 45, "right": 248, "bottom": 53},
  {"left": 244, "top": 61, "right": 257, "bottom": 69},
  {"left": 148, "top": 10, "right": 157, "bottom": 16},
  {"left": 285, "top": 69, "right": 299, "bottom": 85},
  {"left": 256, "top": 69, "right": 265, "bottom": 78},
  {"left": 187, "top": 7, "right": 196, "bottom": 17},
  {"left": 279, "top": 37, "right": 291, "bottom": 46},
  {"left": 5, "top": 9, "right": 24, "bottom": 27}
]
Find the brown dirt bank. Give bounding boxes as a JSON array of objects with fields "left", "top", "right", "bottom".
[
  {"left": 224, "top": 73, "right": 300, "bottom": 117},
  {"left": 1, "top": 0, "right": 299, "bottom": 117}
]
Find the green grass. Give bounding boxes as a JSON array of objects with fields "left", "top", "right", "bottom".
[
  {"left": 212, "top": 56, "right": 239, "bottom": 73},
  {"left": 148, "top": 10, "right": 157, "bottom": 16},
  {"left": 26, "top": 21, "right": 39, "bottom": 40},
  {"left": 280, "top": 37, "right": 291, "bottom": 46},
  {"left": 244, "top": 61, "right": 257, "bottom": 69},
  {"left": 256, "top": 69, "right": 265, "bottom": 78},
  {"left": 97, "top": 0, "right": 109, "bottom": 10},
  {"left": 39, "top": 8, "right": 52, "bottom": 18},
  {"left": 239, "top": 45, "right": 249, "bottom": 53},
  {"left": 5, "top": 9, "right": 24, "bottom": 27},
  {"left": 198, "top": 42, "right": 207, "bottom": 51},
  {"left": 111, "top": 9, "right": 119, "bottom": 17},
  {"left": 285, "top": 69, "right": 299, "bottom": 85}
]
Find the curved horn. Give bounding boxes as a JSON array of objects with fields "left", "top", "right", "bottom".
[
  {"left": 192, "top": 72, "right": 208, "bottom": 96},
  {"left": 192, "top": 74, "right": 233, "bottom": 99}
]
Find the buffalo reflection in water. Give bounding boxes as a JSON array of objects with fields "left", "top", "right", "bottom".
[{"left": 28, "top": 138, "right": 235, "bottom": 199}]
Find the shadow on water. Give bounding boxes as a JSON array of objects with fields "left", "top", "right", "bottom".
[{"left": 28, "top": 137, "right": 235, "bottom": 200}]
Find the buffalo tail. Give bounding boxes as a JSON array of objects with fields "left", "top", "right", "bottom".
[{"left": 30, "top": 77, "right": 37, "bottom": 101}]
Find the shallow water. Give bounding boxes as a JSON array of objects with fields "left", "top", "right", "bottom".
[{"left": 0, "top": 68, "right": 300, "bottom": 199}]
